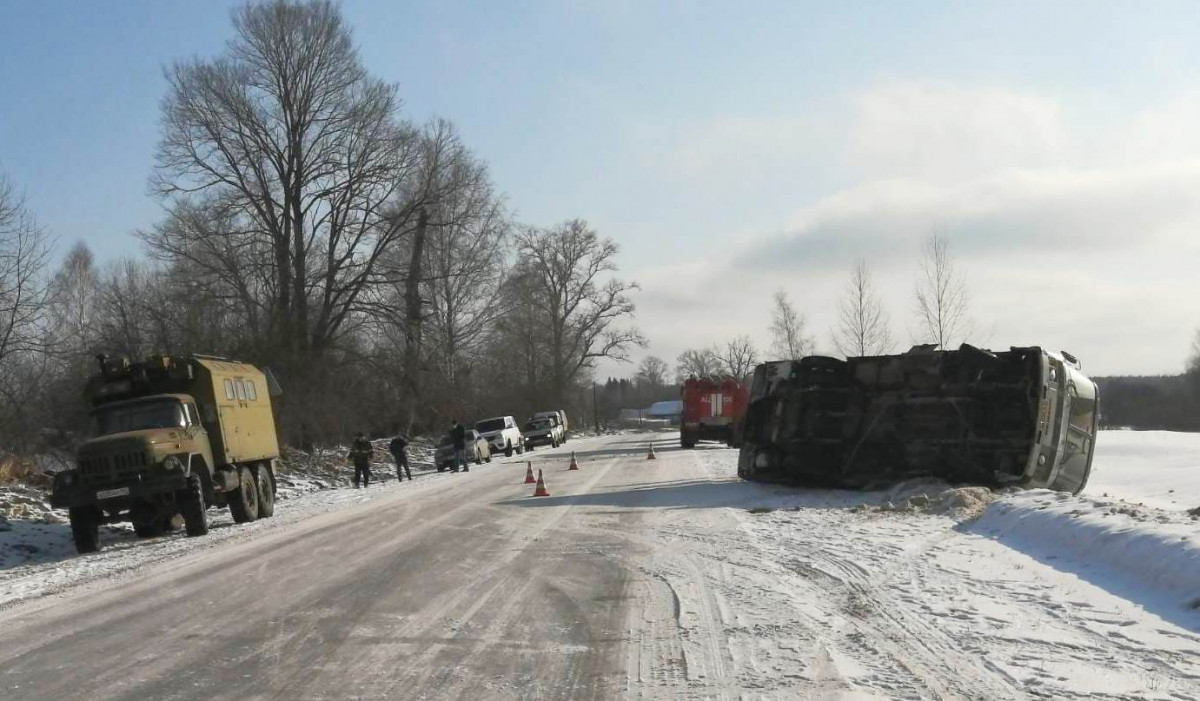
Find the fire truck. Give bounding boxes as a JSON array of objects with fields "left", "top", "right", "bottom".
[{"left": 680, "top": 377, "right": 749, "bottom": 448}]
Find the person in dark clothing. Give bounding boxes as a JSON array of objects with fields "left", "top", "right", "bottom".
[
  {"left": 451, "top": 420, "right": 468, "bottom": 473},
  {"left": 348, "top": 432, "right": 373, "bottom": 488},
  {"left": 389, "top": 435, "right": 411, "bottom": 481}
]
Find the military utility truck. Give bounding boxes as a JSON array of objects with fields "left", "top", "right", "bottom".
[
  {"left": 51, "top": 355, "right": 282, "bottom": 553},
  {"left": 738, "top": 344, "right": 1098, "bottom": 494}
]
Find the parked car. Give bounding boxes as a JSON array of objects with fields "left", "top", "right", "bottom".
[
  {"left": 532, "top": 410, "right": 569, "bottom": 442},
  {"left": 474, "top": 416, "right": 524, "bottom": 457},
  {"left": 435, "top": 429, "right": 491, "bottom": 471},
  {"left": 523, "top": 416, "right": 563, "bottom": 450}
]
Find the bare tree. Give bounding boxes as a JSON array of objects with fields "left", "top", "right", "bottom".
[
  {"left": 833, "top": 259, "right": 893, "bottom": 357},
  {"left": 675, "top": 347, "right": 721, "bottom": 381},
  {"left": 148, "top": 0, "right": 425, "bottom": 358},
  {"left": 913, "top": 234, "right": 971, "bottom": 349},
  {"left": 514, "top": 220, "right": 643, "bottom": 406},
  {"left": 635, "top": 355, "right": 669, "bottom": 388},
  {"left": 49, "top": 243, "right": 100, "bottom": 363},
  {"left": 769, "top": 290, "right": 813, "bottom": 360},
  {"left": 1188, "top": 328, "right": 1200, "bottom": 374},
  {"left": 717, "top": 335, "right": 759, "bottom": 381},
  {"left": 0, "top": 174, "right": 53, "bottom": 442}
]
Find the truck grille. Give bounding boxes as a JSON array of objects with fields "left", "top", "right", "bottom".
[{"left": 78, "top": 452, "right": 147, "bottom": 484}]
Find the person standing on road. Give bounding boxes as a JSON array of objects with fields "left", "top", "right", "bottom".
[
  {"left": 451, "top": 420, "right": 468, "bottom": 473},
  {"left": 348, "top": 432, "right": 373, "bottom": 488},
  {"left": 389, "top": 434, "right": 411, "bottom": 482}
]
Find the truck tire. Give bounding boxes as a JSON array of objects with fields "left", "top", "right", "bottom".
[
  {"left": 737, "top": 446, "right": 757, "bottom": 479},
  {"left": 133, "top": 520, "right": 162, "bottom": 538},
  {"left": 681, "top": 430, "right": 696, "bottom": 449},
  {"left": 180, "top": 473, "right": 209, "bottom": 537},
  {"left": 69, "top": 506, "right": 101, "bottom": 554},
  {"left": 255, "top": 463, "right": 275, "bottom": 519},
  {"left": 228, "top": 465, "right": 260, "bottom": 523}
]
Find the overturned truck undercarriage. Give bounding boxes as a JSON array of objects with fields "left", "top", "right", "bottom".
[{"left": 738, "top": 344, "right": 1099, "bottom": 494}]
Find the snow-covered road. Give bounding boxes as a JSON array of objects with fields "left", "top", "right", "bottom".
[{"left": 0, "top": 431, "right": 1197, "bottom": 699}]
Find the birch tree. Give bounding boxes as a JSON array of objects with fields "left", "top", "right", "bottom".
[
  {"left": 769, "top": 290, "right": 813, "bottom": 360},
  {"left": 834, "top": 259, "right": 892, "bottom": 357},
  {"left": 913, "top": 234, "right": 971, "bottom": 349}
]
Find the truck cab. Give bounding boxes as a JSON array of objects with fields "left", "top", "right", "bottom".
[{"left": 51, "top": 354, "right": 282, "bottom": 553}]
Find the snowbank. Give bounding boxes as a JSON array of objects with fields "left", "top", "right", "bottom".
[{"left": 971, "top": 489, "right": 1200, "bottom": 615}]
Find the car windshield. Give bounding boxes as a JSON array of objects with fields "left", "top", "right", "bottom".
[
  {"left": 476, "top": 419, "right": 505, "bottom": 433},
  {"left": 527, "top": 419, "right": 550, "bottom": 430},
  {"left": 93, "top": 399, "right": 185, "bottom": 436}
]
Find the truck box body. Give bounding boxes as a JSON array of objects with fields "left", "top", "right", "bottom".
[
  {"left": 85, "top": 355, "right": 279, "bottom": 468},
  {"left": 737, "top": 345, "right": 1099, "bottom": 493},
  {"left": 680, "top": 378, "right": 749, "bottom": 447}
]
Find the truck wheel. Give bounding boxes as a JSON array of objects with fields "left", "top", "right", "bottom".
[
  {"left": 133, "top": 520, "right": 162, "bottom": 538},
  {"left": 681, "top": 431, "right": 696, "bottom": 449},
  {"left": 228, "top": 465, "right": 260, "bottom": 523},
  {"left": 180, "top": 473, "right": 209, "bottom": 537},
  {"left": 69, "top": 506, "right": 101, "bottom": 554},
  {"left": 737, "top": 446, "right": 757, "bottom": 479},
  {"left": 255, "top": 464, "right": 275, "bottom": 519},
  {"left": 505, "top": 442, "right": 513, "bottom": 458}
]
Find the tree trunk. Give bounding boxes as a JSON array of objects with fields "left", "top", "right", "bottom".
[{"left": 403, "top": 209, "right": 429, "bottom": 434}]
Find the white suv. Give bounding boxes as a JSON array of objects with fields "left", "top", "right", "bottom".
[{"left": 474, "top": 416, "right": 524, "bottom": 457}]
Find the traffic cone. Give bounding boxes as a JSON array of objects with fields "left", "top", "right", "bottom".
[
  {"left": 647, "top": 442, "right": 657, "bottom": 460},
  {"left": 568, "top": 451, "right": 579, "bottom": 470},
  {"left": 524, "top": 461, "right": 536, "bottom": 484},
  {"left": 533, "top": 469, "right": 550, "bottom": 497}
]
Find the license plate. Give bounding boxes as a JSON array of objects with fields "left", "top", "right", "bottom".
[{"left": 96, "top": 487, "right": 130, "bottom": 500}]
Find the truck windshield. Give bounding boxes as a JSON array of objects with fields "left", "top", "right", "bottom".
[
  {"left": 93, "top": 399, "right": 186, "bottom": 436},
  {"left": 476, "top": 419, "right": 505, "bottom": 433}
]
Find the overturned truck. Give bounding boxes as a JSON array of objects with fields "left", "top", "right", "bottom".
[{"left": 738, "top": 345, "right": 1099, "bottom": 494}]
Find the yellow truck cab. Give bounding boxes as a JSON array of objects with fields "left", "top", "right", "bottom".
[{"left": 51, "top": 354, "right": 282, "bottom": 553}]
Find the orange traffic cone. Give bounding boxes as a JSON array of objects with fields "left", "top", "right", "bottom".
[
  {"left": 524, "top": 461, "right": 536, "bottom": 484},
  {"left": 647, "top": 442, "right": 657, "bottom": 460},
  {"left": 533, "top": 469, "right": 550, "bottom": 497},
  {"left": 568, "top": 451, "right": 579, "bottom": 470}
]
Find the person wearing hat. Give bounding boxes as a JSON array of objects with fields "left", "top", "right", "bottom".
[{"left": 348, "top": 432, "right": 374, "bottom": 488}]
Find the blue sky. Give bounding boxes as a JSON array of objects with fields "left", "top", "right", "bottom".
[{"left": 3, "top": 1, "right": 1200, "bottom": 375}]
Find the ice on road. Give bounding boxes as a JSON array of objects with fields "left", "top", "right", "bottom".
[{"left": 0, "top": 431, "right": 1197, "bottom": 699}]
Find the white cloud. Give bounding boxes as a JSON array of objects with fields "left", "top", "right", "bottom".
[{"left": 602, "top": 81, "right": 1200, "bottom": 380}]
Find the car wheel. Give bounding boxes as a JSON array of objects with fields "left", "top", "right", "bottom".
[
  {"left": 228, "top": 465, "right": 260, "bottom": 523},
  {"left": 504, "top": 442, "right": 513, "bottom": 457},
  {"left": 69, "top": 506, "right": 101, "bottom": 554},
  {"left": 475, "top": 449, "right": 483, "bottom": 466}
]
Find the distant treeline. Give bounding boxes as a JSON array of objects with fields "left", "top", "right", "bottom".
[{"left": 1094, "top": 374, "right": 1200, "bottom": 431}]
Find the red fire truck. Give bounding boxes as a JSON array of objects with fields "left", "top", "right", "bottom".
[{"left": 680, "top": 377, "right": 749, "bottom": 448}]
